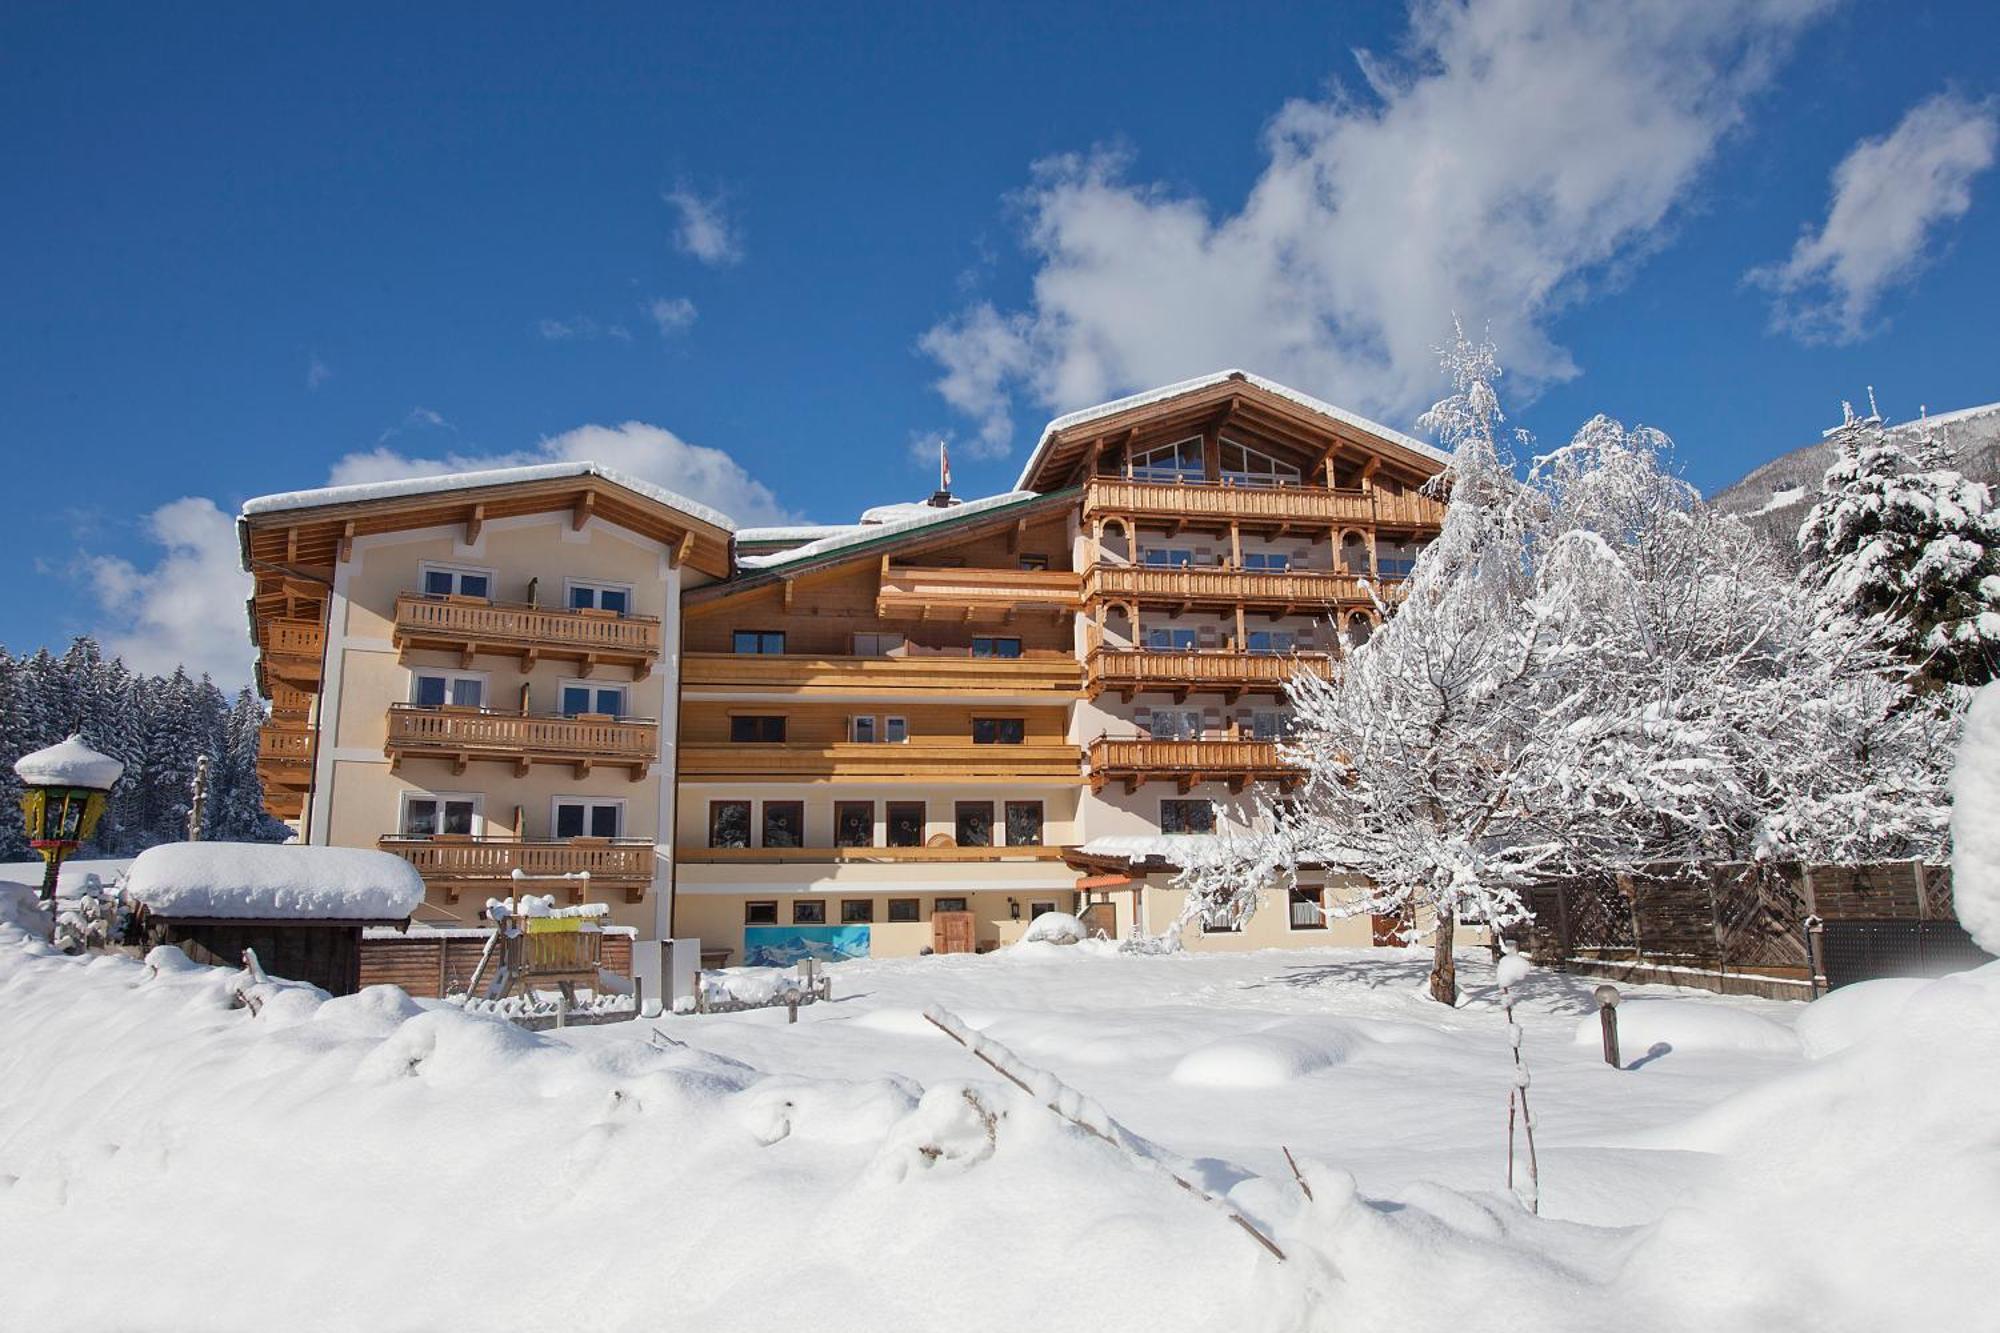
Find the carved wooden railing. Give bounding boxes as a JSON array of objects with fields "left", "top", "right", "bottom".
[
  {"left": 378, "top": 837, "right": 656, "bottom": 902},
  {"left": 1087, "top": 565, "right": 1395, "bottom": 607},
  {"left": 1087, "top": 736, "right": 1299, "bottom": 776},
  {"left": 260, "top": 619, "right": 326, "bottom": 658},
  {"left": 680, "top": 741, "right": 1081, "bottom": 780},
  {"left": 875, "top": 567, "right": 1083, "bottom": 617},
  {"left": 1086, "top": 648, "right": 1335, "bottom": 696},
  {"left": 1085, "top": 478, "right": 1445, "bottom": 529},
  {"left": 683, "top": 651, "right": 1080, "bottom": 694},
  {"left": 680, "top": 845, "right": 1066, "bottom": 864},
  {"left": 392, "top": 594, "right": 663, "bottom": 661},
  {"left": 385, "top": 705, "right": 657, "bottom": 765},
  {"left": 257, "top": 726, "right": 313, "bottom": 761}
]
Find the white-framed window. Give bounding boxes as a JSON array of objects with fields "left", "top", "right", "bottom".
[
  {"left": 1160, "top": 799, "right": 1216, "bottom": 835},
  {"left": 1131, "top": 436, "right": 1205, "bottom": 483},
  {"left": 1150, "top": 709, "right": 1204, "bottom": 741},
  {"left": 1145, "top": 627, "right": 1197, "bottom": 651},
  {"left": 410, "top": 669, "right": 488, "bottom": 709},
  {"left": 1218, "top": 439, "right": 1302, "bottom": 487},
  {"left": 565, "top": 579, "right": 633, "bottom": 616},
  {"left": 419, "top": 562, "right": 494, "bottom": 600},
  {"left": 1289, "top": 885, "right": 1327, "bottom": 930},
  {"left": 558, "top": 681, "right": 627, "bottom": 717},
  {"left": 399, "top": 791, "right": 482, "bottom": 838},
  {"left": 884, "top": 716, "right": 908, "bottom": 744},
  {"left": 850, "top": 715, "right": 878, "bottom": 744},
  {"left": 552, "top": 797, "right": 624, "bottom": 840}
]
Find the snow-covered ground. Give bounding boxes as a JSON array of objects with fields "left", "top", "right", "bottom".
[{"left": 1, "top": 886, "right": 1992, "bottom": 1331}]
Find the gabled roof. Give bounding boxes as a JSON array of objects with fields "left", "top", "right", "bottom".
[
  {"left": 242, "top": 461, "right": 738, "bottom": 533},
  {"left": 1014, "top": 369, "right": 1448, "bottom": 492}
]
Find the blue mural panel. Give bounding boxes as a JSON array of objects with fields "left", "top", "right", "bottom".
[{"left": 742, "top": 925, "right": 870, "bottom": 968}]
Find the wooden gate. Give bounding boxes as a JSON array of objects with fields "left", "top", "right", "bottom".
[
  {"left": 1079, "top": 902, "right": 1117, "bottom": 939},
  {"left": 932, "top": 911, "right": 976, "bottom": 954}
]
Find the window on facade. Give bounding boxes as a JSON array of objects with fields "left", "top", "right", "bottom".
[
  {"left": 1029, "top": 901, "right": 1057, "bottom": 921},
  {"left": 1218, "top": 439, "right": 1302, "bottom": 488},
  {"left": 1289, "top": 886, "right": 1326, "bottom": 930},
  {"left": 1250, "top": 710, "right": 1289, "bottom": 741},
  {"left": 762, "top": 801, "right": 805, "bottom": 848},
  {"left": 1016, "top": 553, "right": 1049, "bottom": 571},
  {"left": 972, "top": 636, "right": 1023, "bottom": 659},
  {"left": 1141, "top": 547, "right": 1196, "bottom": 568},
  {"left": 1131, "top": 436, "right": 1205, "bottom": 483},
  {"left": 1340, "top": 536, "right": 1373, "bottom": 575},
  {"left": 732, "top": 630, "right": 786, "bottom": 654},
  {"left": 792, "top": 900, "right": 826, "bottom": 925},
  {"left": 850, "top": 715, "right": 877, "bottom": 744},
  {"left": 884, "top": 716, "right": 908, "bottom": 744},
  {"left": 1241, "top": 551, "right": 1291, "bottom": 572},
  {"left": 567, "top": 582, "right": 631, "bottom": 616},
  {"left": 1347, "top": 615, "right": 1374, "bottom": 646},
  {"left": 401, "top": 795, "right": 478, "bottom": 838},
  {"left": 421, "top": 565, "right": 492, "bottom": 599},
  {"left": 840, "top": 899, "right": 875, "bottom": 925},
  {"left": 1161, "top": 799, "right": 1216, "bottom": 835},
  {"left": 886, "top": 802, "right": 926, "bottom": 848},
  {"left": 555, "top": 799, "right": 622, "bottom": 839},
  {"left": 1149, "top": 709, "right": 1204, "bottom": 741},
  {"left": 1144, "top": 627, "right": 1198, "bottom": 652},
  {"left": 1200, "top": 910, "right": 1241, "bottom": 934},
  {"left": 934, "top": 896, "right": 968, "bottom": 913},
  {"left": 560, "top": 683, "right": 626, "bottom": 717},
  {"left": 708, "top": 801, "right": 751, "bottom": 848},
  {"left": 887, "top": 898, "right": 920, "bottom": 923},
  {"left": 744, "top": 901, "right": 779, "bottom": 926},
  {"left": 1004, "top": 801, "right": 1045, "bottom": 847},
  {"left": 834, "top": 801, "right": 874, "bottom": 848},
  {"left": 853, "top": 632, "right": 904, "bottom": 657},
  {"left": 955, "top": 801, "right": 994, "bottom": 847},
  {"left": 972, "top": 717, "right": 1025, "bottom": 745},
  {"left": 730, "top": 715, "right": 786, "bottom": 743},
  {"left": 411, "top": 671, "right": 484, "bottom": 709},
  {"left": 1245, "top": 630, "right": 1297, "bottom": 655}
]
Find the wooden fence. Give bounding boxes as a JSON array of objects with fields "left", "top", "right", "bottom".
[
  {"left": 358, "top": 929, "right": 633, "bottom": 999},
  {"left": 1525, "top": 860, "right": 1985, "bottom": 998}
]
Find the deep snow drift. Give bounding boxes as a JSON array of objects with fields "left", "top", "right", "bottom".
[{"left": 1, "top": 887, "right": 1993, "bottom": 1331}]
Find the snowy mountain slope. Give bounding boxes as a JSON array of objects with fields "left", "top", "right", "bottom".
[{"left": 1712, "top": 401, "right": 2000, "bottom": 567}]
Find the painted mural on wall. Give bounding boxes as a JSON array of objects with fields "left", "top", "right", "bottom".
[{"left": 743, "top": 925, "right": 870, "bottom": 968}]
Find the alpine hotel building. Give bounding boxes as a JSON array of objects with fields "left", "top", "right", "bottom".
[{"left": 241, "top": 372, "right": 1448, "bottom": 972}]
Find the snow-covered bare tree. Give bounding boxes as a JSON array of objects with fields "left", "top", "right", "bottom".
[{"left": 1798, "top": 403, "right": 2000, "bottom": 689}]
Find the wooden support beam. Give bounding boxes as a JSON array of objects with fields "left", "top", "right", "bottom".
[
  {"left": 337, "top": 521, "right": 355, "bottom": 563},
  {"left": 519, "top": 647, "right": 538, "bottom": 674},
  {"left": 579, "top": 653, "right": 597, "bottom": 679},
  {"left": 782, "top": 579, "right": 795, "bottom": 611},
  {"left": 670, "top": 529, "right": 696, "bottom": 570},
  {"left": 571, "top": 490, "right": 596, "bottom": 531},
  {"left": 465, "top": 504, "right": 484, "bottom": 546},
  {"left": 284, "top": 527, "right": 298, "bottom": 564}
]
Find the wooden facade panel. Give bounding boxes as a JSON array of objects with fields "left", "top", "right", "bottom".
[{"left": 681, "top": 700, "right": 1071, "bottom": 747}]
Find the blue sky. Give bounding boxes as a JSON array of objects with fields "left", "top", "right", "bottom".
[{"left": 3, "top": 1, "right": 1996, "bottom": 684}]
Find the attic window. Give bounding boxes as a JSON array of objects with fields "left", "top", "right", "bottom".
[
  {"left": 1218, "top": 440, "right": 1301, "bottom": 488},
  {"left": 1131, "top": 437, "right": 1205, "bottom": 483}
]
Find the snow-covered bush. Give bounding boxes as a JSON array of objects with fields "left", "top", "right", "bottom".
[
  {"left": 1951, "top": 682, "right": 2000, "bottom": 954},
  {"left": 1019, "top": 911, "right": 1086, "bottom": 945}
]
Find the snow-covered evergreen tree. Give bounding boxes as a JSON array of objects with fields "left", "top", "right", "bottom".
[{"left": 1797, "top": 403, "right": 2000, "bottom": 688}]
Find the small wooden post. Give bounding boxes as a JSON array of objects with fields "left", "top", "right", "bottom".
[
  {"left": 1594, "top": 984, "right": 1621, "bottom": 1068},
  {"left": 185, "top": 754, "right": 210, "bottom": 842}
]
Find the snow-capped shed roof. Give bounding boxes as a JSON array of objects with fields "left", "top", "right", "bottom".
[
  {"left": 241, "top": 460, "right": 739, "bottom": 534},
  {"left": 735, "top": 490, "right": 1051, "bottom": 573},
  {"left": 1014, "top": 370, "right": 1448, "bottom": 491},
  {"left": 13, "top": 735, "right": 125, "bottom": 791},
  {"left": 127, "top": 843, "right": 426, "bottom": 921}
]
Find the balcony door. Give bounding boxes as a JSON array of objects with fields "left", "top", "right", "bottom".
[
  {"left": 411, "top": 670, "right": 486, "bottom": 709},
  {"left": 401, "top": 792, "right": 482, "bottom": 838},
  {"left": 559, "top": 682, "right": 627, "bottom": 717},
  {"left": 553, "top": 798, "right": 622, "bottom": 840}
]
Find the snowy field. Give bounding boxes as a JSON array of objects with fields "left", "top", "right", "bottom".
[{"left": 0, "top": 888, "right": 1993, "bottom": 1332}]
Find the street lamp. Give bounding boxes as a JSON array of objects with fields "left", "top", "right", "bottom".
[{"left": 14, "top": 734, "right": 124, "bottom": 916}]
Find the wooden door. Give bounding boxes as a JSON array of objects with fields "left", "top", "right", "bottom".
[
  {"left": 932, "top": 911, "right": 976, "bottom": 955},
  {"left": 1371, "top": 913, "right": 1405, "bottom": 947},
  {"left": 1079, "top": 902, "right": 1117, "bottom": 939}
]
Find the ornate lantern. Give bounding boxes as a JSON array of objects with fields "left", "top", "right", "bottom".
[{"left": 14, "top": 734, "right": 125, "bottom": 911}]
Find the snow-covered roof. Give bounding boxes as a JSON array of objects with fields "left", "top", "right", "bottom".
[
  {"left": 1014, "top": 370, "right": 1448, "bottom": 490},
  {"left": 1077, "top": 834, "right": 1229, "bottom": 864},
  {"left": 127, "top": 843, "right": 425, "bottom": 921},
  {"left": 13, "top": 735, "right": 125, "bottom": 790},
  {"left": 736, "top": 490, "right": 1048, "bottom": 572},
  {"left": 735, "top": 523, "right": 866, "bottom": 545},
  {"left": 858, "top": 499, "right": 959, "bottom": 525},
  {"left": 240, "top": 461, "right": 738, "bottom": 533},
  {"left": 1898, "top": 401, "right": 2000, "bottom": 433}
]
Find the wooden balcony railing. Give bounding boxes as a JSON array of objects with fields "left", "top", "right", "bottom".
[
  {"left": 1085, "top": 648, "right": 1335, "bottom": 700},
  {"left": 682, "top": 651, "right": 1081, "bottom": 696},
  {"left": 384, "top": 705, "right": 658, "bottom": 777},
  {"left": 392, "top": 594, "right": 664, "bottom": 676},
  {"left": 680, "top": 845, "right": 1066, "bottom": 865},
  {"left": 378, "top": 837, "right": 657, "bottom": 903},
  {"left": 1086, "top": 564, "right": 1397, "bottom": 609},
  {"left": 259, "top": 619, "right": 325, "bottom": 686},
  {"left": 1085, "top": 477, "right": 1446, "bottom": 530},
  {"left": 680, "top": 741, "right": 1081, "bottom": 781},
  {"left": 269, "top": 682, "right": 315, "bottom": 724},
  {"left": 1087, "top": 735, "right": 1301, "bottom": 793},
  {"left": 875, "top": 567, "right": 1082, "bottom": 620},
  {"left": 257, "top": 726, "right": 313, "bottom": 761}
]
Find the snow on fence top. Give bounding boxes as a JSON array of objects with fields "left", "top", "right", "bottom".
[
  {"left": 127, "top": 843, "right": 425, "bottom": 921},
  {"left": 484, "top": 894, "right": 609, "bottom": 923},
  {"left": 13, "top": 735, "right": 125, "bottom": 790}
]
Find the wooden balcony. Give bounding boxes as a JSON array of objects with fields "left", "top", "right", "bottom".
[
  {"left": 679, "top": 845, "right": 1066, "bottom": 865},
  {"left": 1084, "top": 478, "right": 1446, "bottom": 532},
  {"left": 1086, "top": 648, "right": 1336, "bottom": 701},
  {"left": 875, "top": 567, "right": 1082, "bottom": 621},
  {"left": 1086, "top": 564, "right": 1396, "bottom": 611},
  {"left": 262, "top": 788, "right": 304, "bottom": 821},
  {"left": 1087, "top": 736, "right": 1301, "bottom": 793},
  {"left": 378, "top": 836, "right": 657, "bottom": 904},
  {"left": 682, "top": 651, "right": 1081, "bottom": 697},
  {"left": 392, "top": 593, "right": 664, "bottom": 677},
  {"left": 384, "top": 705, "right": 658, "bottom": 778},
  {"left": 269, "top": 682, "right": 315, "bottom": 726},
  {"left": 259, "top": 619, "right": 325, "bottom": 687},
  {"left": 680, "top": 741, "right": 1081, "bottom": 782}
]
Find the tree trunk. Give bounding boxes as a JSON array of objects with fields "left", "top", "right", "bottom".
[{"left": 1428, "top": 903, "right": 1457, "bottom": 1005}]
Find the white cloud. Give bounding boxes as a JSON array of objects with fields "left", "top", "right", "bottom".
[
  {"left": 326, "top": 421, "right": 796, "bottom": 527},
  {"left": 1750, "top": 91, "right": 1998, "bottom": 342},
  {"left": 86, "top": 498, "right": 255, "bottom": 686},
  {"left": 306, "top": 354, "right": 331, "bottom": 390},
  {"left": 646, "top": 296, "right": 698, "bottom": 336},
  {"left": 922, "top": 0, "right": 1832, "bottom": 449},
  {"left": 664, "top": 184, "right": 743, "bottom": 266},
  {"left": 538, "top": 316, "right": 633, "bottom": 342}
]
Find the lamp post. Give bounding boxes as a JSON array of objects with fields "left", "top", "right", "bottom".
[{"left": 14, "top": 735, "right": 125, "bottom": 923}]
